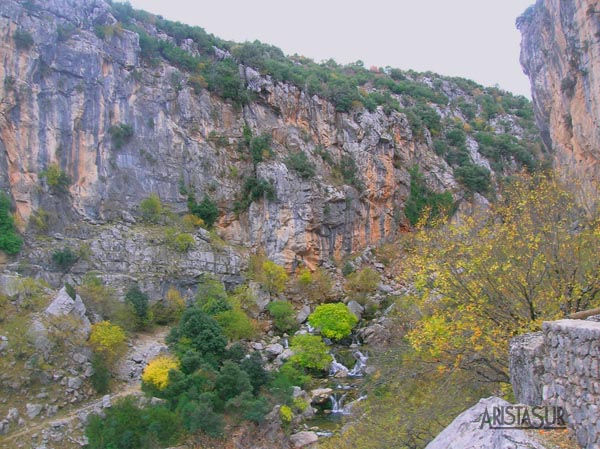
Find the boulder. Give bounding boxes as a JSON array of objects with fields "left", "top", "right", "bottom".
[
  {"left": 26, "top": 403, "right": 43, "bottom": 419},
  {"left": 425, "top": 397, "right": 548, "bottom": 449},
  {"left": 289, "top": 431, "right": 318, "bottom": 448},
  {"left": 296, "top": 305, "right": 311, "bottom": 323},
  {"left": 346, "top": 300, "right": 364, "bottom": 321},
  {"left": 310, "top": 388, "right": 332, "bottom": 405},
  {"left": 265, "top": 343, "right": 284, "bottom": 357}
]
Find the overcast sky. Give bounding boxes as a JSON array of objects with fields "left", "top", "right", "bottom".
[{"left": 128, "top": 0, "right": 535, "bottom": 97}]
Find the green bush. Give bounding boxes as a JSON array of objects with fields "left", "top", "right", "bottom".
[
  {"left": 139, "top": 194, "right": 163, "bottom": 222},
  {"left": 52, "top": 247, "right": 78, "bottom": 269},
  {"left": 340, "top": 155, "right": 364, "bottom": 191},
  {"left": 195, "top": 277, "right": 230, "bottom": 315},
  {"left": 261, "top": 260, "right": 288, "bottom": 295},
  {"left": 235, "top": 177, "right": 276, "bottom": 212},
  {"left": 308, "top": 303, "right": 359, "bottom": 340},
  {"left": 108, "top": 123, "right": 134, "bottom": 149},
  {"left": 285, "top": 152, "right": 316, "bottom": 179},
  {"left": 0, "top": 192, "right": 23, "bottom": 255},
  {"left": 167, "top": 307, "right": 227, "bottom": 365},
  {"left": 445, "top": 128, "right": 467, "bottom": 147},
  {"left": 90, "top": 354, "right": 110, "bottom": 394},
  {"left": 249, "top": 134, "right": 273, "bottom": 165},
  {"left": 86, "top": 397, "right": 182, "bottom": 449},
  {"left": 14, "top": 29, "right": 34, "bottom": 49},
  {"left": 188, "top": 194, "right": 219, "bottom": 228},
  {"left": 178, "top": 396, "right": 224, "bottom": 437},
  {"left": 215, "top": 308, "right": 256, "bottom": 340},
  {"left": 215, "top": 361, "right": 253, "bottom": 401},
  {"left": 173, "top": 233, "right": 195, "bottom": 252},
  {"left": 204, "top": 58, "right": 249, "bottom": 104},
  {"left": 454, "top": 164, "right": 491, "bottom": 194},
  {"left": 404, "top": 166, "right": 454, "bottom": 226},
  {"left": 41, "top": 164, "right": 71, "bottom": 194},
  {"left": 125, "top": 285, "right": 151, "bottom": 330},
  {"left": 240, "top": 352, "right": 270, "bottom": 394},
  {"left": 267, "top": 300, "right": 298, "bottom": 333},
  {"left": 289, "top": 334, "right": 332, "bottom": 371}
]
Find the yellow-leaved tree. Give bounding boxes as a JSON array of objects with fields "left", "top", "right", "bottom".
[
  {"left": 142, "top": 355, "right": 180, "bottom": 391},
  {"left": 321, "top": 174, "right": 600, "bottom": 449},
  {"left": 404, "top": 174, "right": 600, "bottom": 382},
  {"left": 88, "top": 321, "right": 127, "bottom": 364}
]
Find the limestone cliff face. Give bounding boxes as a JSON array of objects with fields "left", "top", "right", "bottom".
[
  {"left": 0, "top": 0, "right": 535, "bottom": 281},
  {"left": 519, "top": 0, "right": 600, "bottom": 183}
]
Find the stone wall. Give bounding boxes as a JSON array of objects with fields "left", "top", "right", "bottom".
[{"left": 510, "top": 319, "right": 600, "bottom": 448}]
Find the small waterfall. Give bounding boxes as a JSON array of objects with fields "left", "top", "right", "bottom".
[
  {"left": 330, "top": 392, "right": 349, "bottom": 414},
  {"left": 282, "top": 338, "right": 289, "bottom": 349},
  {"left": 329, "top": 354, "right": 349, "bottom": 377},
  {"left": 330, "top": 393, "right": 367, "bottom": 415},
  {"left": 348, "top": 350, "right": 368, "bottom": 377}
]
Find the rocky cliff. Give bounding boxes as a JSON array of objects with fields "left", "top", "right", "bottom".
[
  {"left": 518, "top": 0, "right": 600, "bottom": 185},
  {"left": 0, "top": 0, "right": 540, "bottom": 291}
]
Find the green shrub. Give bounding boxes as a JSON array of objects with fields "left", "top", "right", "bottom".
[
  {"left": 445, "top": 128, "right": 467, "bottom": 147},
  {"left": 188, "top": 194, "right": 219, "bottom": 228},
  {"left": 240, "top": 352, "right": 270, "bottom": 394},
  {"left": 249, "top": 134, "right": 273, "bottom": 165},
  {"left": 235, "top": 177, "right": 276, "bottom": 212},
  {"left": 454, "top": 164, "right": 491, "bottom": 194},
  {"left": 90, "top": 354, "right": 110, "bottom": 394},
  {"left": 285, "top": 152, "right": 316, "bottom": 179},
  {"left": 167, "top": 307, "right": 227, "bottom": 364},
  {"left": 86, "top": 397, "right": 182, "bottom": 449},
  {"left": 172, "top": 233, "right": 195, "bottom": 252},
  {"left": 139, "top": 194, "right": 163, "bottom": 222},
  {"left": 108, "top": 123, "right": 134, "bottom": 149},
  {"left": 215, "top": 361, "right": 253, "bottom": 401},
  {"left": 195, "top": 277, "right": 230, "bottom": 315},
  {"left": 404, "top": 166, "right": 454, "bottom": 226},
  {"left": 51, "top": 247, "right": 77, "bottom": 269},
  {"left": 267, "top": 300, "right": 298, "bottom": 333},
  {"left": 289, "top": 334, "right": 332, "bottom": 371},
  {"left": 215, "top": 307, "right": 256, "bottom": 340},
  {"left": 261, "top": 260, "right": 288, "bottom": 294},
  {"left": 308, "top": 303, "right": 359, "bottom": 340},
  {"left": 279, "top": 404, "right": 293, "bottom": 423},
  {"left": 340, "top": 155, "right": 364, "bottom": 191},
  {"left": 14, "top": 29, "right": 34, "bottom": 49},
  {"left": 125, "top": 285, "right": 151, "bottom": 330},
  {"left": 204, "top": 58, "right": 249, "bottom": 104},
  {"left": 41, "top": 164, "right": 71, "bottom": 194},
  {"left": 0, "top": 192, "right": 23, "bottom": 255},
  {"left": 178, "top": 397, "right": 224, "bottom": 437}
]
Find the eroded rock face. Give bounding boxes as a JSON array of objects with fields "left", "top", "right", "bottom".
[
  {"left": 0, "top": 0, "right": 533, "bottom": 277},
  {"left": 519, "top": 0, "right": 600, "bottom": 186}
]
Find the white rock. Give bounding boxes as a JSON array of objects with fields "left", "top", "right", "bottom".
[
  {"left": 265, "top": 343, "right": 284, "bottom": 356},
  {"left": 26, "top": 403, "right": 43, "bottom": 419},
  {"left": 289, "top": 431, "right": 318, "bottom": 448}
]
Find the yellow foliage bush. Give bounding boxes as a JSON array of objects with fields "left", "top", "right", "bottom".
[
  {"left": 89, "top": 321, "right": 126, "bottom": 363},
  {"left": 142, "top": 355, "right": 180, "bottom": 390}
]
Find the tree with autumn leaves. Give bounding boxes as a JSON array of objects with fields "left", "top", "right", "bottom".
[{"left": 322, "top": 174, "right": 600, "bottom": 449}]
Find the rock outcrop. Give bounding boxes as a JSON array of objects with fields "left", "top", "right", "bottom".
[
  {"left": 518, "top": 0, "right": 600, "bottom": 185},
  {"left": 425, "top": 397, "right": 548, "bottom": 449}
]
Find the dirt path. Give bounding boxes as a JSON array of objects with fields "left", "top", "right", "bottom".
[{"left": 0, "top": 326, "right": 170, "bottom": 448}]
